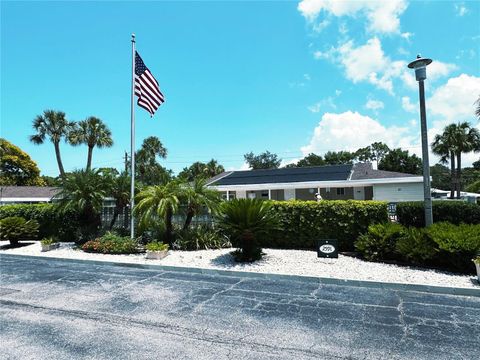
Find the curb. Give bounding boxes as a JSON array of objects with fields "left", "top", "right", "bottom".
[{"left": 1, "top": 253, "right": 479, "bottom": 298}]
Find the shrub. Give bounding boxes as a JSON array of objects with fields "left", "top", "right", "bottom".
[
  {"left": 266, "top": 200, "right": 388, "bottom": 251},
  {"left": 355, "top": 223, "right": 404, "bottom": 261},
  {"left": 428, "top": 223, "right": 480, "bottom": 273},
  {"left": 82, "top": 231, "right": 139, "bottom": 254},
  {"left": 396, "top": 227, "right": 437, "bottom": 264},
  {"left": 397, "top": 201, "right": 480, "bottom": 227},
  {"left": 40, "top": 237, "right": 57, "bottom": 245},
  {"left": 0, "top": 216, "right": 39, "bottom": 245},
  {"left": 145, "top": 241, "right": 169, "bottom": 252},
  {"left": 217, "top": 199, "right": 279, "bottom": 262},
  {"left": 0, "top": 204, "right": 80, "bottom": 241},
  {"left": 173, "top": 225, "right": 230, "bottom": 251}
]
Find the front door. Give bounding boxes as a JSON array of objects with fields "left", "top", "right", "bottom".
[{"left": 354, "top": 187, "right": 365, "bottom": 200}]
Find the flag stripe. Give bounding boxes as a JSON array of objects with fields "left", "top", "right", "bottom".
[{"left": 134, "top": 51, "right": 164, "bottom": 116}]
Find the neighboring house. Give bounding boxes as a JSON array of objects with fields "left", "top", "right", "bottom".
[
  {"left": 207, "top": 163, "right": 424, "bottom": 203},
  {"left": 0, "top": 186, "right": 60, "bottom": 205},
  {"left": 431, "top": 188, "right": 480, "bottom": 203}
]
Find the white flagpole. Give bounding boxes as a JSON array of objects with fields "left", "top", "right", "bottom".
[{"left": 130, "top": 33, "right": 136, "bottom": 239}]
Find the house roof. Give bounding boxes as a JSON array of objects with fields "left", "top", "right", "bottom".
[
  {"left": 208, "top": 164, "right": 353, "bottom": 186},
  {"left": 350, "top": 163, "right": 418, "bottom": 180},
  {"left": 207, "top": 163, "right": 420, "bottom": 187},
  {"left": 0, "top": 186, "right": 59, "bottom": 200}
]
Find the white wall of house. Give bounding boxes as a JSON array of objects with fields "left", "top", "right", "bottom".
[
  {"left": 373, "top": 183, "right": 423, "bottom": 202},
  {"left": 236, "top": 190, "right": 247, "bottom": 199}
]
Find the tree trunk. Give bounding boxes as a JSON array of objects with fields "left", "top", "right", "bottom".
[
  {"left": 456, "top": 152, "right": 462, "bottom": 199},
  {"left": 54, "top": 141, "right": 66, "bottom": 179},
  {"left": 450, "top": 151, "right": 456, "bottom": 199},
  {"left": 86, "top": 146, "right": 93, "bottom": 171},
  {"left": 165, "top": 207, "right": 173, "bottom": 245},
  {"left": 109, "top": 206, "right": 120, "bottom": 230},
  {"left": 183, "top": 207, "right": 194, "bottom": 230}
]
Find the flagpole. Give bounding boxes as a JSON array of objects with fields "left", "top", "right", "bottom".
[{"left": 130, "top": 33, "right": 136, "bottom": 239}]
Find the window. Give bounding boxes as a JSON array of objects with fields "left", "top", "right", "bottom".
[
  {"left": 336, "top": 188, "right": 345, "bottom": 195},
  {"left": 261, "top": 191, "right": 269, "bottom": 198}
]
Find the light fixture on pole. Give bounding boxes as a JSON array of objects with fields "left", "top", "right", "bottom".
[{"left": 408, "top": 54, "right": 433, "bottom": 226}]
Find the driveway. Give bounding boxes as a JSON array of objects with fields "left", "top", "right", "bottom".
[{"left": 0, "top": 254, "right": 479, "bottom": 360}]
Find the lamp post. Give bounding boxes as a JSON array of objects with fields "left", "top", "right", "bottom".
[{"left": 408, "top": 55, "right": 433, "bottom": 227}]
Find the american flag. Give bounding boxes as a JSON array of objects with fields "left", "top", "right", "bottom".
[{"left": 134, "top": 51, "right": 164, "bottom": 116}]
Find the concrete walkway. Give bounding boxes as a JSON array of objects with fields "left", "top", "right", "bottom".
[{"left": 1, "top": 254, "right": 479, "bottom": 359}]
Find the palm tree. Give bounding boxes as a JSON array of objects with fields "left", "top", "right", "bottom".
[
  {"left": 180, "top": 178, "right": 221, "bottom": 230},
  {"left": 475, "top": 95, "right": 480, "bottom": 121},
  {"left": 216, "top": 199, "right": 280, "bottom": 262},
  {"left": 107, "top": 172, "right": 131, "bottom": 230},
  {"left": 451, "top": 122, "right": 480, "bottom": 197},
  {"left": 55, "top": 169, "right": 108, "bottom": 241},
  {"left": 30, "top": 110, "right": 75, "bottom": 179},
  {"left": 432, "top": 124, "right": 457, "bottom": 198},
  {"left": 134, "top": 181, "right": 181, "bottom": 245},
  {"left": 203, "top": 159, "right": 225, "bottom": 178},
  {"left": 69, "top": 117, "right": 113, "bottom": 171}
]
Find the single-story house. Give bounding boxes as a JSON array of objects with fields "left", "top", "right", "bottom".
[
  {"left": 207, "top": 163, "right": 424, "bottom": 202},
  {"left": 0, "top": 186, "right": 60, "bottom": 205}
]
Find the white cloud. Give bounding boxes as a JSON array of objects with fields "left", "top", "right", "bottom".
[
  {"left": 297, "top": 0, "right": 408, "bottom": 34},
  {"left": 455, "top": 3, "right": 468, "bottom": 16},
  {"left": 300, "top": 111, "right": 415, "bottom": 155},
  {"left": 402, "top": 96, "right": 417, "bottom": 113},
  {"left": 335, "top": 89, "right": 342, "bottom": 96},
  {"left": 428, "top": 74, "right": 480, "bottom": 123},
  {"left": 308, "top": 96, "right": 337, "bottom": 113},
  {"left": 303, "top": 73, "right": 311, "bottom": 81},
  {"left": 400, "top": 32, "right": 413, "bottom": 40},
  {"left": 365, "top": 99, "right": 384, "bottom": 111}
]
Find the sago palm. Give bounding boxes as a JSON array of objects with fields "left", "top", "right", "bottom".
[
  {"left": 216, "top": 199, "right": 280, "bottom": 262},
  {"left": 69, "top": 117, "right": 113, "bottom": 171},
  {"left": 134, "top": 181, "right": 181, "bottom": 245},
  {"left": 30, "top": 110, "right": 75, "bottom": 178},
  {"left": 180, "top": 178, "right": 221, "bottom": 230}
]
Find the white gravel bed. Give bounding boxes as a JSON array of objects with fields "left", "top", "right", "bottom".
[{"left": 1, "top": 241, "right": 478, "bottom": 290}]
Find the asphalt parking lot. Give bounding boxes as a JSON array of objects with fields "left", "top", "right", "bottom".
[{"left": 0, "top": 254, "right": 479, "bottom": 360}]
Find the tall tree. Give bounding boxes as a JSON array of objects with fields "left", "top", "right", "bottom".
[
  {"left": 451, "top": 122, "right": 480, "bottom": 197},
  {"left": 356, "top": 142, "right": 390, "bottom": 163},
  {"left": 0, "top": 138, "right": 45, "bottom": 186},
  {"left": 133, "top": 136, "right": 171, "bottom": 186},
  {"left": 378, "top": 148, "right": 422, "bottom": 175},
  {"left": 293, "top": 153, "right": 326, "bottom": 167},
  {"left": 475, "top": 95, "right": 480, "bottom": 121},
  {"left": 69, "top": 117, "right": 113, "bottom": 171},
  {"left": 30, "top": 110, "right": 74, "bottom": 179},
  {"left": 203, "top": 159, "right": 225, "bottom": 178},
  {"left": 323, "top": 151, "right": 356, "bottom": 165},
  {"left": 178, "top": 159, "right": 225, "bottom": 181},
  {"left": 432, "top": 124, "right": 457, "bottom": 198},
  {"left": 430, "top": 164, "right": 451, "bottom": 191},
  {"left": 244, "top": 151, "right": 281, "bottom": 170}
]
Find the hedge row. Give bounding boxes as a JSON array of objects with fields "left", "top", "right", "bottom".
[
  {"left": 397, "top": 201, "right": 480, "bottom": 227},
  {"left": 356, "top": 222, "right": 480, "bottom": 274},
  {"left": 0, "top": 204, "right": 80, "bottom": 242},
  {"left": 264, "top": 200, "right": 389, "bottom": 251}
]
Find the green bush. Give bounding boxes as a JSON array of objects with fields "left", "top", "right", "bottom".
[
  {"left": 0, "top": 204, "right": 80, "bottom": 242},
  {"left": 173, "top": 225, "right": 230, "bottom": 251},
  {"left": 356, "top": 221, "right": 480, "bottom": 274},
  {"left": 0, "top": 216, "right": 39, "bottom": 245},
  {"left": 397, "top": 201, "right": 480, "bottom": 227},
  {"left": 82, "top": 231, "right": 140, "bottom": 254},
  {"left": 145, "top": 241, "right": 169, "bottom": 252},
  {"left": 266, "top": 200, "right": 388, "bottom": 251},
  {"left": 396, "top": 227, "right": 437, "bottom": 264},
  {"left": 355, "top": 223, "right": 404, "bottom": 261},
  {"left": 217, "top": 199, "right": 279, "bottom": 262},
  {"left": 428, "top": 222, "right": 480, "bottom": 273}
]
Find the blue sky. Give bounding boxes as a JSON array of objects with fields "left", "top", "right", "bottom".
[{"left": 1, "top": 0, "right": 479, "bottom": 177}]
